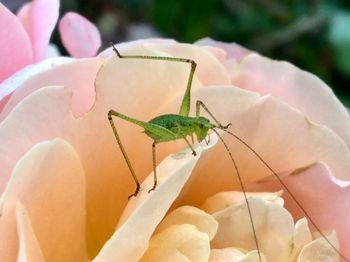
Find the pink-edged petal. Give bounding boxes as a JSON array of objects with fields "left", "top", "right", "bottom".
[
  {"left": 93, "top": 138, "right": 217, "bottom": 261},
  {"left": 0, "top": 3, "right": 33, "bottom": 83},
  {"left": 0, "top": 139, "right": 87, "bottom": 261},
  {"left": 59, "top": 12, "right": 101, "bottom": 58},
  {"left": 16, "top": 202, "right": 45, "bottom": 262},
  {"left": 247, "top": 162, "right": 350, "bottom": 259},
  {"left": 0, "top": 94, "right": 11, "bottom": 114},
  {"left": 26, "top": 0, "right": 60, "bottom": 61},
  {"left": 0, "top": 58, "right": 103, "bottom": 121},
  {"left": 195, "top": 37, "right": 254, "bottom": 61},
  {"left": 231, "top": 54, "right": 350, "bottom": 148},
  {"left": 0, "top": 57, "right": 74, "bottom": 111}
]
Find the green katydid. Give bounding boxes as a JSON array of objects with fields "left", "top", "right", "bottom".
[{"left": 107, "top": 43, "right": 348, "bottom": 262}]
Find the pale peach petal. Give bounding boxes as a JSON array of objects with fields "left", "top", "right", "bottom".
[
  {"left": 139, "top": 224, "right": 210, "bottom": 262},
  {"left": 0, "top": 46, "right": 203, "bottom": 258},
  {"left": 59, "top": 12, "right": 101, "bottom": 58},
  {"left": 0, "top": 58, "right": 103, "bottom": 120},
  {"left": 16, "top": 202, "right": 45, "bottom": 262},
  {"left": 0, "top": 3, "right": 33, "bottom": 82},
  {"left": 0, "top": 57, "right": 73, "bottom": 105},
  {"left": 0, "top": 139, "right": 87, "bottom": 261},
  {"left": 155, "top": 206, "right": 218, "bottom": 240},
  {"left": 144, "top": 43, "right": 231, "bottom": 85},
  {"left": 211, "top": 197, "right": 294, "bottom": 262},
  {"left": 26, "top": 0, "right": 60, "bottom": 61},
  {"left": 201, "top": 191, "right": 283, "bottom": 214},
  {"left": 168, "top": 87, "right": 350, "bottom": 208},
  {"left": 297, "top": 232, "right": 339, "bottom": 262},
  {"left": 290, "top": 218, "right": 312, "bottom": 262},
  {"left": 231, "top": 54, "right": 350, "bottom": 148},
  {"left": 195, "top": 37, "right": 254, "bottom": 61},
  {"left": 93, "top": 136, "right": 217, "bottom": 261},
  {"left": 246, "top": 162, "right": 350, "bottom": 259},
  {"left": 239, "top": 251, "right": 267, "bottom": 262}
]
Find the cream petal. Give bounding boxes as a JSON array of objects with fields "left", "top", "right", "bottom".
[
  {"left": 139, "top": 224, "right": 210, "bottom": 262},
  {"left": 246, "top": 162, "right": 350, "bottom": 259},
  {"left": 231, "top": 54, "right": 350, "bottom": 148},
  {"left": 290, "top": 218, "right": 312, "bottom": 262},
  {"left": 16, "top": 202, "right": 45, "bottom": 262},
  {"left": 154, "top": 206, "right": 218, "bottom": 240},
  {"left": 0, "top": 58, "right": 103, "bottom": 120},
  {"left": 167, "top": 86, "right": 350, "bottom": 208},
  {"left": 209, "top": 248, "right": 246, "bottom": 261},
  {"left": 0, "top": 139, "right": 87, "bottom": 261},
  {"left": 93, "top": 135, "right": 217, "bottom": 262},
  {"left": 240, "top": 250, "right": 267, "bottom": 262},
  {"left": 212, "top": 197, "right": 294, "bottom": 262},
  {"left": 297, "top": 232, "right": 339, "bottom": 262},
  {"left": 201, "top": 191, "right": 283, "bottom": 214}
]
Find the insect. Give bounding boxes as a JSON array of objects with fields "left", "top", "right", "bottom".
[{"left": 107, "top": 43, "right": 348, "bottom": 262}]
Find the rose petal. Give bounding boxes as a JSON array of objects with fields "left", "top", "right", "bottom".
[
  {"left": 166, "top": 87, "right": 350, "bottom": 208},
  {"left": 139, "top": 224, "right": 210, "bottom": 262},
  {"left": 290, "top": 218, "right": 312, "bottom": 261},
  {"left": 231, "top": 54, "right": 350, "bottom": 148},
  {"left": 0, "top": 58, "right": 103, "bottom": 120},
  {"left": 209, "top": 248, "right": 246, "bottom": 262},
  {"left": 0, "top": 3, "right": 33, "bottom": 82},
  {"left": 26, "top": 0, "right": 60, "bottom": 61},
  {"left": 0, "top": 56, "right": 73, "bottom": 105},
  {"left": 298, "top": 232, "right": 339, "bottom": 262},
  {"left": 144, "top": 42, "right": 231, "bottom": 85},
  {"left": 155, "top": 206, "right": 218, "bottom": 240},
  {"left": 201, "top": 191, "right": 283, "bottom": 214},
  {"left": 246, "top": 162, "right": 350, "bottom": 259},
  {"left": 195, "top": 37, "right": 254, "bottom": 61},
  {"left": 59, "top": 12, "right": 101, "bottom": 58},
  {"left": 16, "top": 2, "right": 31, "bottom": 32},
  {"left": 16, "top": 202, "right": 45, "bottom": 262},
  {"left": 212, "top": 197, "right": 294, "bottom": 261},
  {"left": 0, "top": 44, "right": 203, "bottom": 257},
  {"left": 0, "top": 139, "right": 87, "bottom": 261},
  {"left": 93, "top": 135, "right": 217, "bottom": 261}
]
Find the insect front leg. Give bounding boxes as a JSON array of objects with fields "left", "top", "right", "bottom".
[
  {"left": 196, "top": 100, "right": 232, "bottom": 129},
  {"left": 149, "top": 141, "right": 158, "bottom": 193}
]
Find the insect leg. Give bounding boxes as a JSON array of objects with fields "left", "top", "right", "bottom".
[
  {"left": 183, "top": 136, "right": 197, "bottom": 156},
  {"left": 149, "top": 141, "right": 158, "bottom": 193},
  {"left": 110, "top": 42, "right": 196, "bottom": 117},
  {"left": 196, "top": 100, "right": 231, "bottom": 129}
]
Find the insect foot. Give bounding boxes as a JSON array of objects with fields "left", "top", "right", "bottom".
[
  {"left": 192, "top": 150, "right": 197, "bottom": 156},
  {"left": 128, "top": 184, "right": 141, "bottom": 199}
]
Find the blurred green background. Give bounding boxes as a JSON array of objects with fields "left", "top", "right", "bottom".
[{"left": 2, "top": 0, "right": 350, "bottom": 106}]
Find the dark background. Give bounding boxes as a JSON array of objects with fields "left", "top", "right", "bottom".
[{"left": 2, "top": 0, "right": 350, "bottom": 106}]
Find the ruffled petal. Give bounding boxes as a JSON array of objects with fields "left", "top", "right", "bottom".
[
  {"left": 247, "top": 162, "right": 350, "bottom": 259},
  {"left": 231, "top": 54, "right": 350, "bottom": 148},
  {"left": 59, "top": 12, "right": 101, "bottom": 58}
]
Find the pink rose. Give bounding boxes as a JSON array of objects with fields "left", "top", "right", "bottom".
[{"left": 0, "top": 6, "right": 349, "bottom": 261}]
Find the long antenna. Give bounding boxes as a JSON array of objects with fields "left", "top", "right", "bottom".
[
  {"left": 212, "top": 129, "right": 262, "bottom": 262},
  {"left": 221, "top": 128, "right": 349, "bottom": 262}
]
